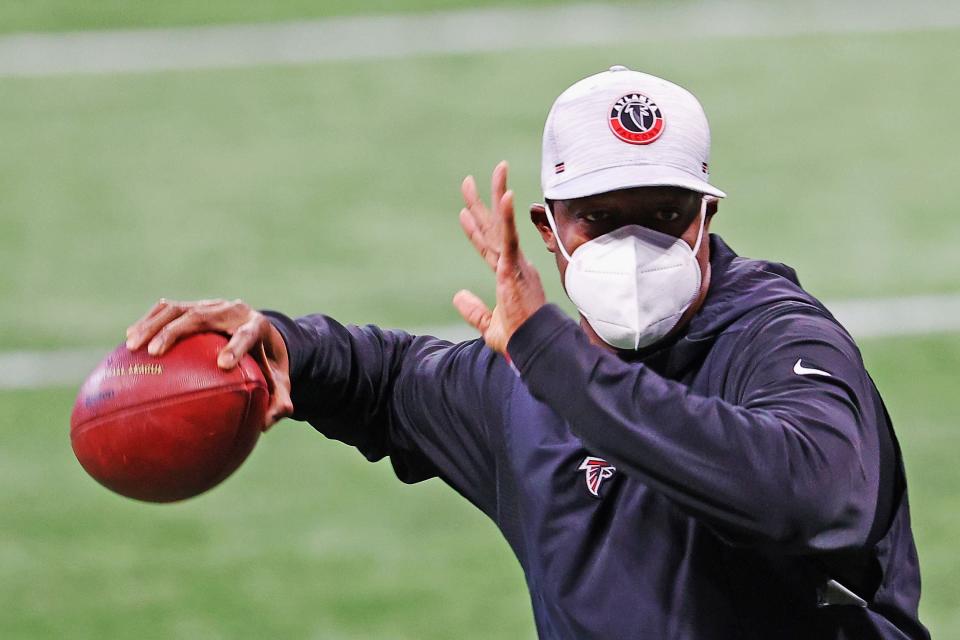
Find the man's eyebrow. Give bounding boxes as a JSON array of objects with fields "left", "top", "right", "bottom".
[{"left": 654, "top": 197, "right": 698, "bottom": 210}]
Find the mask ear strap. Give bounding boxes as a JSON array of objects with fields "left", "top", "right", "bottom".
[
  {"left": 692, "top": 196, "right": 709, "bottom": 255},
  {"left": 544, "top": 202, "right": 573, "bottom": 262}
]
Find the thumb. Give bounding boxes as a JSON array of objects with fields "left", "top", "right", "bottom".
[
  {"left": 251, "top": 342, "right": 293, "bottom": 431},
  {"left": 453, "top": 289, "right": 492, "bottom": 335},
  {"left": 263, "top": 374, "right": 294, "bottom": 431}
]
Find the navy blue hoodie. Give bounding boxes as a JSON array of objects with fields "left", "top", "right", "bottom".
[{"left": 266, "top": 235, "right": 928, "bottom": 639}]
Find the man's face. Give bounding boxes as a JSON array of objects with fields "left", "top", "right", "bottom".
[
  {"left": 532, "top": 186, "right": 712, "bottom": 283},
  {"left": 529, "top": 185, "right": 717, "bottom": 352}
]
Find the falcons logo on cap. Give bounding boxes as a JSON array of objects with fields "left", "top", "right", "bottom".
[
  {"left": 609, "top": 92, "right": 664, "bottom": 145},
  {"left": 579, "top": 456, "right": 616, "bottom": 497}
]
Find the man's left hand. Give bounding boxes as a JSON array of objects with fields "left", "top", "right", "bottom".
[{"left": 453, "top": 161, "right": 547, "bottom": 355}]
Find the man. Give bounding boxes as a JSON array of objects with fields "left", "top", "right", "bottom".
[{"left": 126, "top": 66, "right": 928, "bottom": 638}]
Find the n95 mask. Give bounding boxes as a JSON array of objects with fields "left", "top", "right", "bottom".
[{"left": 545, "top": 197, "right": 707, "bottom": 350}]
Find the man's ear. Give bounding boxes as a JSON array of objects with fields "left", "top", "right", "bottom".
[{"left": 529, "top": 203, "right": 558, "bottom": 253}]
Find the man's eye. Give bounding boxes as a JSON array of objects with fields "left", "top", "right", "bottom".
[
  {"left": 582, "top": 211, "right": 612, "bottom": 223},
  {"left": 655, "top": 210, "right": 681, "bottom": 222}
]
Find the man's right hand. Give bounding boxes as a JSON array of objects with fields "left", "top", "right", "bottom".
[{"left": 125, "top": 298, "right": 294, "bottom": 430}]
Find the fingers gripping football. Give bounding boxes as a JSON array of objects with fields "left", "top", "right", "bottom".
[
  {"left": 126, "top": 298, "right": 244, "bottom": 356},
  {"left": 125, "top": 298, "right": 293, "bottom": 429}
]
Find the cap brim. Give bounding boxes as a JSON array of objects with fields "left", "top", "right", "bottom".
[{"left": 544, "top": 164, "right": 726, "bottom": 200}]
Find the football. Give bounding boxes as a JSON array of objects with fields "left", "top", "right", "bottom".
[{"left": 70, "top": 332, "right": 269, "bottom": 502}]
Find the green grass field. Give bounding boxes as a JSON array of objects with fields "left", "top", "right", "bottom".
[
  {"left": 1, "top": 3, "right": 958, "bottom": 638},
  {"left": 3, "top": 30, "right": 959, "bottom": 349},
  {"left": 0, "top": 0, "right": 603, "bottom": 34}
]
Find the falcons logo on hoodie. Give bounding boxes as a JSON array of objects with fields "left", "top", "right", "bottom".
[{"left": 579, "top": 456, "right": 616, "bottom": 497}]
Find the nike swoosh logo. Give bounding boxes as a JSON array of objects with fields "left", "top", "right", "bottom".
[{"left": 794, "top": 358, "right": 832, "bottom": 377}]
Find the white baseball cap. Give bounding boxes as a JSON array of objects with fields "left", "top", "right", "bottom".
[{"left": 541, "top": 65, "right": 726, "bottom": 200}]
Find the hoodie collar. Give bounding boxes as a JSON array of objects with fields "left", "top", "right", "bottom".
[{"left": 636, "top": 234, "right": 822, "bottom": 379}]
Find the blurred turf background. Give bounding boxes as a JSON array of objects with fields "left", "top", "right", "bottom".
[
  {"left": 0, "top": 0, "right": 595, "bottom": 34},
  {"left": 1, "top": 2, "right": 957, "bottom": 638}
]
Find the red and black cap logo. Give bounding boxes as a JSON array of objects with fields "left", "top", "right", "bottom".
[{"left": 609, "top": 93, "right": 664, "bottom": 145}]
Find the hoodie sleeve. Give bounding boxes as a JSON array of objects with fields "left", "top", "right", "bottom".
[
  {"left": 263, "top": 311, "right": 506, "bottom": 517},
  {"left": 506, "top": 304, "right": 883, "bottom": 552}
]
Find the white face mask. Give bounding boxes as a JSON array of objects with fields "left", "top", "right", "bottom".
[{"left": 545, "top": 197, "right": 708, "bottom": 350}]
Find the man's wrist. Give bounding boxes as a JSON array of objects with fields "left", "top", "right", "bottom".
[{"left": 505, "top": 304, "right": 578, "bottom": 376}]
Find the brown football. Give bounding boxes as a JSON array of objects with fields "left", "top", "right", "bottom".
[{"left": 70, "top": 333, "right": 268, "bottom": 503}]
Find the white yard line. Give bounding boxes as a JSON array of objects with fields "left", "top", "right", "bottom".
[
  {"left": 1, "top": 1, "right": 959, "bottom": 77},
  {"left": 2, "top": 293, "right": 959, "bottom": 391}
]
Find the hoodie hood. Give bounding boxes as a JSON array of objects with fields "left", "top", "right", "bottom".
[{"left": 639, "top": 234, "right": 834, "bottom": 378}]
